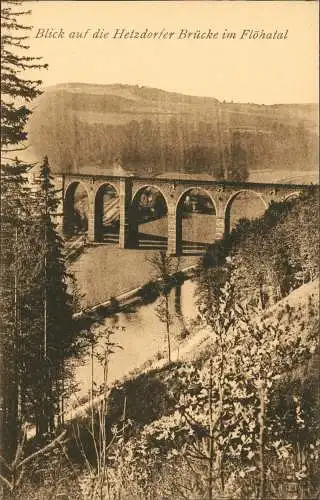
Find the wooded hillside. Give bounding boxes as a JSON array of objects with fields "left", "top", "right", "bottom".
[{"left": 28, "top": 83, "right": 319, "bottom": 179}]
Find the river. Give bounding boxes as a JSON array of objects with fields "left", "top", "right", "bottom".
[{"left": 71, "top": 280, "right": 198, "bottom": 405}]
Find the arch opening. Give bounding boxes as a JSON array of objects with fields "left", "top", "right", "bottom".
[
  {"left": 176, "top": 188, "right": 216, "bottom": 255},
  {"left": 94, "top": 183, "right": 120, "bottom": 243},
  {"left": 130, "top": 186, "right": 168, "bottom": 250},
  {"left": 63, "top": 182, "right": 89, "bottom": 238},
  {"left": 224, "top": 190, "right": 267, "bottom": 234}
]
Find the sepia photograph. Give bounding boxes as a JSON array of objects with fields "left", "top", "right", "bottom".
[{"left": 0, "top": 1, "right": 319, "bottom": 498}]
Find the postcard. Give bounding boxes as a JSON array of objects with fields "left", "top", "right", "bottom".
[{"left": 1, "top": 1, "right": 319, "bottom": 498}]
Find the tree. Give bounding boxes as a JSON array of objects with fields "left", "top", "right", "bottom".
[
  {"left": 0, "top": 158, "right": 34, "bottom": 466},
  {"left": 147, "top": 251, "right": 182, "bottom": 362},
  {"left": 282, "top": 188, "right": 319, "bottom": 284},
  {"left": 73, "top": 322, "right": 125, "bottom": 500},
  {"left": 137, "top": 278, "right": 319, "bottom": 498},
  {"left": 228, "top": 194, "right": 319, "bottom": 308},
  {"left": 1, "top": 0, "right": 47, "bottom": 464},
  {"left": 1, "top": 1, "right": 47, "bottom": 155},
  {"left": 26, "top": 156, "right": 76, "bottom": 436}
]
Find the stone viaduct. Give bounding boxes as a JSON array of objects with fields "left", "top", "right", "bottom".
[{"left": 54, "top": 173, "right": 312, "bottom": 255}]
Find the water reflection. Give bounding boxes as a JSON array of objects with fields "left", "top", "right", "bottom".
[{"left": 73, "top": 280, "right": 198, "bottom": 400}]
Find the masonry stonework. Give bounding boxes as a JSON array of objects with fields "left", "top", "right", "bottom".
[{"left": 59, "top": 174, "right": 312, "bottom": 255}]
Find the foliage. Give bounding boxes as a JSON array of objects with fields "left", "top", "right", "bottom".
[
  {"left": 1, "top": 0, "right": 48, "bottom": 467},
  {"left": 1, "top": 1, "right": 47, "bottom": 153},
  {"left": 20, "top": 156, "right": 78, "bottom": 435},
  {"left": 198, "top": 189, "right": 319, "bottom": 311},
  {"left": 147, "top": 251, "right": 183, "bottom": 362},
  {"left": 104, "top": 280, "right": 319, "bottom": 499},
  {"left": 71, "top": 322, "right": 126, "bottom": 499},
  {"left": 1, "top": 6, "right": 84, "bottom": 497},
  {"left": 0, "top": 428, "right": 68, "bottom": 498}
]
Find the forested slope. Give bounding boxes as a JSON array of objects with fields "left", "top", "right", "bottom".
[{"left": 28, "top": 83, "right": 319, "bottom": 179}]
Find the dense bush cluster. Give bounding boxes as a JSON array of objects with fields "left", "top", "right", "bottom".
[{"left": 197, "top": 188, "right": 319, "bottom": 312}]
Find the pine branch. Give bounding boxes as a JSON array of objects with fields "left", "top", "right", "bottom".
[{"left": 1, "top": 20, "right": 31, "bottom": 30}]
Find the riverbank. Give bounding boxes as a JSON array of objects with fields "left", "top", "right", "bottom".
[
  {"left": 69, "top": 277, "right": 199, "bottom": 412},
  {"left": 72, "top": 261, "right": 197, "bottom": 324},
  {"left": 69, "top": 243, "right": 200, "bottom": 308}
]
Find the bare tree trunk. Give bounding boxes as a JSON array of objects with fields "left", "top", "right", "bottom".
[
  {"left": 10, "top": 226, "right": 20, "bottom": 462},
  {"left": 259, "top": 282, "right": 266, "bottom": 310},
  {"left": 218, "top": 334, "right": 225, "bottom": 493},
  {"left": 165, "top": 294, "right": 171, "bottom": 362},
  {"left": 41, "top": 208, "right": 49, "bottom": 438},
  {"left": 60, "top": 375, "right": 65, "bottom": 426},
  {"left": 208, "top": 358, "right": 214, "bottom": 500},
  {"left": 258, "top": 381, "right": 266, "bottom": 500},
  {"left": 90, "top": 340, "right": 99, "bottom": 478}
]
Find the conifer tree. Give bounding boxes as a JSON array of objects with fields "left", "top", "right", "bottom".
[
  {"left": 0, "top": 158, "right": 33, "bottom": 464},
  {"left": 25, "top": 156, "right": 76, "bottom": 436},
  {"left": 1, "top": 0, "right": 47, "bottom": 461},
  {"left": 1, "top": 0, "right": 47, "bottom": 154}
]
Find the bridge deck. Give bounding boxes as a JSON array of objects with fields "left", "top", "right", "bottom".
[{"left": 56, "top": 172, "right": 317, "bottom": 190}]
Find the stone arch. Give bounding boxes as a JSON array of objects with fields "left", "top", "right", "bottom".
[
  {"left": 224, "top": 189, "right": 268, "bottom": 235},
  {"left": 176, "top": 187, "right": 217, "bottom": 215},
  {"left": 94, "top": 182, "right": 120, "bottom": 243},
  {"left": 63, "top": 181, "right": 90, "bottom": 236},
  {"left": 131, "top": 184, "right": 170, "bottom": 212},
  {"left": 94, "top": 181, "right": 119, "bottom": 200},
  {"left": 130, "top": 185, "right": 169, "bottom": 249},
  {"left": 176, "top": 188, "right": 217, "bottom": 255}
]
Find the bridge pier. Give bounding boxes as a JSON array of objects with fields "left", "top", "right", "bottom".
[
  {"left": 87, "top": 197, "right": 95, "bottom": 242},
  {"left": 167, "top": 206, "right": 178, "bottom": 255},
  {"left": 215, "top": 216, "right": 226, "bottom": 240},
  {"left": 119, "top": 177, "right": 132, "bottom": 249}
]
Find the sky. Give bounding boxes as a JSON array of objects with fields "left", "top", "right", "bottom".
[{"left": 22, "top": 1, "right": 319, "bottom": 104}]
